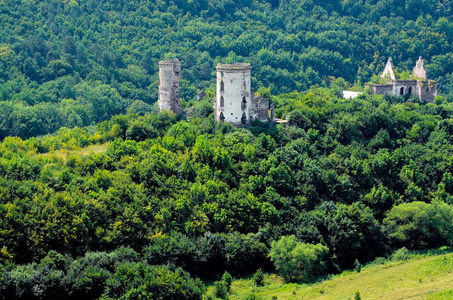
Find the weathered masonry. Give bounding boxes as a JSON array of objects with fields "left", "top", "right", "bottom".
[
  {"left": 368, "top": 57, "right": 437, "bottom": 103},
  {"left": 158, "top": 59, "right": 182, "bottom": 114},
  {"left": 214, "top": 63, "right": 274, "bottom": 125}
]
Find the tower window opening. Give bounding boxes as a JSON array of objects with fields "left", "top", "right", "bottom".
[
  {"left": 220, "top": 96, "right": 224, "bottom": 107},
  {"left": 408, "top": 87, "right": 412, "bottom": 94},
  {"left": 241, "top": 112, "right": 247, "bottom": 125},
  {"left": 219, "top": 112, "right": 225, "bottom": 122},
  {"left": 220, "top": 81, "right": 224, "bottom": 92},
  {"left": 242, "top": 81, "right": 246, "bottom": 92},
  {"left": 241, "top": 97, "right": 247, "bottom": 110},
  {"left": 400, "top": 87, "right": 404, "bottom": 95}
]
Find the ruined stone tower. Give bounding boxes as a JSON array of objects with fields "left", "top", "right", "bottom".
[
  {"left": 215, "top": 63, "right": 252, "bottom": 125},
  {"left": 158, "top": 59, "right": 182, "bottom": 114}
]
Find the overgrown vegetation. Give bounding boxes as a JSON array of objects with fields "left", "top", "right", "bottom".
[{"left": 2, "top": 87, "right": 453, "bottom": 298}]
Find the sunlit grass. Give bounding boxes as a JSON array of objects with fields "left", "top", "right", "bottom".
[
  {"left": 213, "top": 251, "right": 453, "bottom": 300},
  {"left": 34, "top": 143, "right": 109, "bottom": 162}
]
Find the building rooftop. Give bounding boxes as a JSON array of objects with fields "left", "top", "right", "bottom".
[
  {"left": 158, "top": 59, "right": 180, "bottom": 65},
  {"left": 216, "top": 63, "right": 252, "bottom": 71}
]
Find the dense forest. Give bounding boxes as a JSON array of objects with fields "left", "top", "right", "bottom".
[
  {"left": 2, "top": 0, "right": 453, "bottom": 299},
  {"left": 2, "top": 88, "right": 453, "bottom": 298},
  {"left": 1, "top": 0, "right": 453, "bottom": 139}
]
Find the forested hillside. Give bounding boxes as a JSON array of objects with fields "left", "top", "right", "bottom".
[
  {"left": 2, "top": 0, "right": 453, "bottom": 299},
  {"left": 2, "top": 88, "right": 453, "bottom": 298},
  {"left": 1, "top": 0, "right": 453, "bottom": 139}
]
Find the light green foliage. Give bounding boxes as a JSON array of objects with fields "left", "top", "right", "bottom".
[
  {"left": 269, "top": 236, "right": 329, "bottom": 282},
  {"left": 384, "top": 201, "right": 453, "bottom": 249}
]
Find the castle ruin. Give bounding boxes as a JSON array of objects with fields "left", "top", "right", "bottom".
[
  {"left": 368, "top": 57, "right": 437, "bottom": 102},
  {"left": 214, "top": 63, "right": 273, "bottom": 125},
  {"left": 158, "top": 59, "right": 182, "bottom": 114}
]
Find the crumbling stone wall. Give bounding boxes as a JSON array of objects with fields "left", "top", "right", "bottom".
[
  {"left": 158, "top": 59, "right": 182, "bottom": 114},
  {"left": 413, "top": 56, "right": 427, "bottom": 79},
  {"left": 392, "top": 80, "right": 418, "bottom": 96},
  {"left": 251, "top": 96, "right": 270, "bottom": 122},
  {"left": 380, "top": 57, "right": 396, "bottom": 82},
  {"left": 370, "top": 57, "right": 437, "bottom": 102},
  {"left": 417, "top": 80, "right": 437, "bottom": 103},
  {"left": 370, "top": 84, "right": 393, "bottom": 95}
]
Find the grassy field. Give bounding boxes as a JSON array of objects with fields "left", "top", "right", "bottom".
[
  {"left": 216, "top": 251, "right": 453, "bottom": 300},
  {"left": 34, "top": 143, "right": 109, "bottom": 162}
]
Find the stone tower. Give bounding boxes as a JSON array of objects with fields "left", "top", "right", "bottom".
[
  {"left": 215, "top": 63, "right": 252, "bottom": 125},
  {"left": 158, "top": 59, "right": 182, "bottom": 114}
]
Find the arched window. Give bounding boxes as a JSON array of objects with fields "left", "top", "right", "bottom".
[
  {"left": 220, "top": 96, "right": 224, "bottom": 107},
  {"left": 241, "top": 112, "right": 247, "bottom": 125},
  {"left": 400, "top": 87, "right": 404, "bottom": 95},
  {"left": 242, "top": 81, "right": 246, "bottom": 92},
  {"left": 408, "top": 87, "right": 412, "bottom": 94},
  {"left": 220, "top": 81, "right": 224, "bottom": 92},
  {"left": 219, "top": 112, "right": 225, "bottom": 122},
  {"left": 241, "top": 96, "right": 247, "bottom": 110}
]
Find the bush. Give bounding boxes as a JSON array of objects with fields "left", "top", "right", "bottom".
[
  {"left": 383, "top": 200, "right": 453, "bottom": 250},
  {"left": 269, "top": 235, "right": 329, "bottom": 282},
  {"left": 222, "top": 271, "right": 233, "bottom": 292},
  {"left": 253, "top": 268, "right": 264, "bottom": 286},
  {"left": 391, "top": 247, "right": 412, "bottom": 261},
  {"left": 214, "top": 280, "right": 228, "bottom": 299}
]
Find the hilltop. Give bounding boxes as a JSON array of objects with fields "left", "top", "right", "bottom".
[{"left": 1, "top": 0, "right": 453, "bottom": 139}]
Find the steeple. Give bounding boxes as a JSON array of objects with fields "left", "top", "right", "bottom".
[{"left": 380, "top": 57, "right": 396, "bottom": 82}]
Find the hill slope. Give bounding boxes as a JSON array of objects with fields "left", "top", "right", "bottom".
[{"left": 228, "top": 252, "right": 453, "bottom": 299}]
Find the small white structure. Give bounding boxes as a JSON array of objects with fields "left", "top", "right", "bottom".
[
  {"left": 343, "top": 91, "right": 362, "bottom": 99},
  {"left": 215, "top": 63, "right": 252, "bottom": 125},
  {"left": 158, "top": 59, "right": 182, "bottom": 114}
]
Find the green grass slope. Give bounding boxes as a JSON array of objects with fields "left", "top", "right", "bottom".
[{"left": 225, "top": 253, "right": 453, "bottom": 300}]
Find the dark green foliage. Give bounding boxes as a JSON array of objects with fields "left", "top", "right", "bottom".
[
  {"left": 104, "top": 264, "right": 204, "bottom": 300},
  {"left": 0, "top": 248, "right": 204, "bottom": 300}
]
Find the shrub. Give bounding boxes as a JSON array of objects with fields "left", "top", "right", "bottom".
[
  {"left": 222, "top": 271, "right": 233, "bottom": 292},
  {"left": 253, "top": 268, "right": 264, "bottom": 286},
  {"left": 269, "top": 235, "right": 329, "bottom": 282}
]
